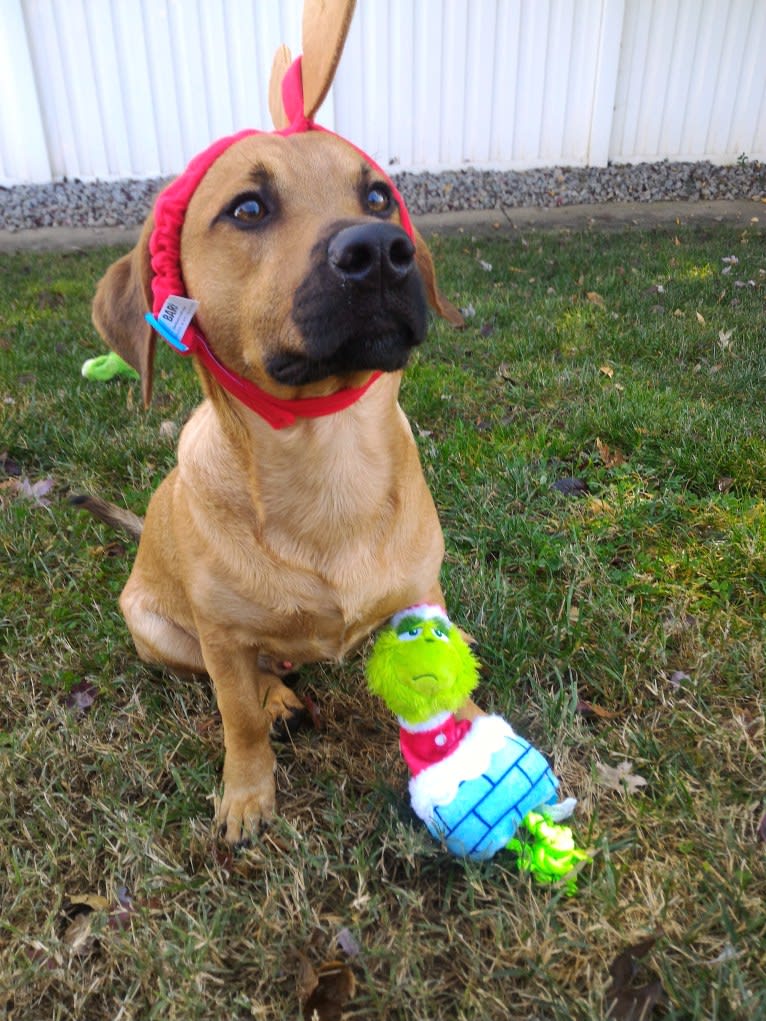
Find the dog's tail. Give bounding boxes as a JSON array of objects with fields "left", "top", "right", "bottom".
[{"left": 70, "top": 494, "right": 144, "bottom": 541}]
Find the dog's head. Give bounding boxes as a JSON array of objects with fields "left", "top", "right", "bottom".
[
  {"left": 92, "top": 129, "right": 462, "bottom": 410},
  {"left": 92, "top": 0, "right": 462, "bottom": 413}
]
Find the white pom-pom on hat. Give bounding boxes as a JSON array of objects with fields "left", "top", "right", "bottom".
[{"left": 390, "top": 604, "right": 451, "bottom": 629}]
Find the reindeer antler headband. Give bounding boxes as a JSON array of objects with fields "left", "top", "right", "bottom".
[{"left": 145, "top": 0, "right": 415, "bottom": 429}]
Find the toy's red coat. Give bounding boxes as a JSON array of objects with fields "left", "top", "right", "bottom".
[{"left": 399, "top": 716, "right": 472, "bottom": 777}]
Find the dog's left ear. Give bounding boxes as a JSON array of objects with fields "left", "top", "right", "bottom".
[
  {"left": 91, "top": 214, "right": 156, "bottom": 407},
  {"left": 412, "top": 226, "right": 465, "bottom": 328}
]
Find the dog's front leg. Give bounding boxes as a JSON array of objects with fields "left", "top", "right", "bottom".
[{"left": 198, "top": 635, "right": 304, "bottom": 844}]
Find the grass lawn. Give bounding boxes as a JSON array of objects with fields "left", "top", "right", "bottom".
[{"left": 1, "top": 218, "right": 765, "bottom": 1020}]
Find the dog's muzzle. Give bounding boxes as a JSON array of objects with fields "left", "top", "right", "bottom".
[{"left": 275, "top": 220, "right": 428, "bottom": 386}]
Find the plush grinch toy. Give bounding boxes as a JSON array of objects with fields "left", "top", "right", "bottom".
[{"left": 366, "top": 605, "right": 588, "bottom": 889}]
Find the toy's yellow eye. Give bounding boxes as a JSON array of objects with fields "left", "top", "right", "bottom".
[{"left": 398, "top": 626, "right": 422, "bottom": 641}]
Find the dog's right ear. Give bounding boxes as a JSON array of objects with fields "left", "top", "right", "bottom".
[{"left": 91, "top": 214, "right": 156, "bottom": 408}]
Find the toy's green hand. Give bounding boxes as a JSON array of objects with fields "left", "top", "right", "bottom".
[
  {"left": 508, "top": 810, "right": 590, "bottom": 894},
  {"left": 81, "top": 352, "right": 139, "bottom": 382}
]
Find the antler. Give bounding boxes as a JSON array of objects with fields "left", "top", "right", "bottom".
[
  {"left": 268, "top": 44, "right": 293, "bottom": 129},
  {"left": 268, "top": 0, "right": 357, "bottom": 128}
]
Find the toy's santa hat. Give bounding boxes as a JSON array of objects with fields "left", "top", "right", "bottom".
[{"left": 390, "top": 604, "right": 451, "bottom": 630}]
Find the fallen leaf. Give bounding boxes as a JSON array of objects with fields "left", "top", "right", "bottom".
[
  {"left": 25, "top": 941, "right": 61, "bottom": 971},
  {"left": 479, "top": 322, "right": 495, "bottom": 338},
  {"left": 302, "top": 692, "right": 323, "bottom": 731},
  {"left": 722, "top": 254, "right": 739, "bottom": 265},
  {"left": 576, "top": 700, "right": 621, "bottom": 720},
  {"left": 16, "top": 476, "right": 55, "bottom": 507},
  {"left": 606, "top": 932, "right": 666, "bottom": 1021},
  {"left": 65, "top": 680, "right": 98, "bottom": 714},
  {"left": 496, "top": 362, "right": 516, "bottom": 383},
  {"left": 668, "top": 670, "right": 690, "bottom": 690},
  {"left": 595, "top": 760, "right": 648, "bottom": 796},
  {"left": 107, "top": 887, "right": 135, "bottom": 930},
  {"left": 93, "top": 539, "right": 127, "bottom": 558},
  {"left": 36, "top": 289, "right": 65, "bottom": 310},
  {"left": 551, "top": 477, "right": 590, "bottom": 497},
  {"left": 0, "top": 452, "right": 21, "bottom": 476},
  {"left": 478, "top": 259, "right": 493, "bottom": 272},
  {"left": 67, "top": 893, "right": 111, "bottom": 911},
  {"left": 707, "top": 943, "right": 740, "bottom": 965},
  {"left": 336, "top": 928, "right": 361, "bottom": 958},
  {"left": 159, "top": 419, "right": 178, "bottom": 440},
  {"left": 599, "top": 364, "right": 615, "bottom": 378},
  {"left": 460, "top": 304, "right": 476, "bottom": 319},
  {"left": 587, "top": 497, "right": 611, "bottom": 514},
  {"left": 695, "top": 311, "right": 706, "bottom": 325},
  {"left": 717, "top": 477, "right": 735, "bottom": 493},
  {"left": 195, "top": 713, "right": 222, "bottom": 737},
  {"left": 300, "top": 958, "right": 356, "bottom": 1021},
  {"left": 586, "top": 291, "right": 606, "bottom": 308},
  {"left": 298, "top": 953, "right": 320, "bottom": 1004},
  {"left": 718, "top": 329, "right": 733, "bottom": 350},
  {"left": 596, "top": 438, "right": 626, "bottom": 468},
  {"left": 62, "top": 913, "right": 96, "bottom": 956}
]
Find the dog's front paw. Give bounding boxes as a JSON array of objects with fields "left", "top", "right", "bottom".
[{"left": 217, "top": 755, "right": 276, "bottom": 845}]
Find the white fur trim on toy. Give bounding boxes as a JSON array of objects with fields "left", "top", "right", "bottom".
[
  {"left": 390, "top": 604, "right": 450, "bottom": 629},
  {"left": 408, "top": 714, "right": 515, "bottom": 821},
  {"left": 399, "top": 710, "right": 452, "bottom": 733}
]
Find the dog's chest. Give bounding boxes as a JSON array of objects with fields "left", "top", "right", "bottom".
[
  {"left": 179, "top": 402, "right": 443, "bottom": 662},
  {"left": 234, "top": 517, "right": 442, "bottom": 662}
]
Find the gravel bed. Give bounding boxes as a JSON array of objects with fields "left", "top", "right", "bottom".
[{"left": 1, "top": 160, "right": 763, "bottom": 231}]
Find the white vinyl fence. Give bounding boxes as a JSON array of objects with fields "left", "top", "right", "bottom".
[{"left": 2, "top": 0, "right": 765, "bottom": 186}]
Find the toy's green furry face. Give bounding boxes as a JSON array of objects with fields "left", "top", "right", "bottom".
[{"left": 366, "top": 614, "right": 479, "bottom": 724}]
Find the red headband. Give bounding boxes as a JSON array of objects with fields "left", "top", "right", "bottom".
[{"left": 146, "top": 57, "right": 414, "bottom": 429}]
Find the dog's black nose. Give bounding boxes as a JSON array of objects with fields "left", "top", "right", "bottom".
[{"left": 328, "top": 223, "right": 415, "bottom": 286}]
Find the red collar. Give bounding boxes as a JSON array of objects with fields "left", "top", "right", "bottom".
[{"left": 169, "top": 322, "right": 382, "bottom": 429}]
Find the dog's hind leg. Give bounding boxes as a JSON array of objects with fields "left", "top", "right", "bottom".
[{"left": 120, "top": 584, "right": 206, "bottom": 676}]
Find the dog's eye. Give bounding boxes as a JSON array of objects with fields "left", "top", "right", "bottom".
[
  {"left": 231, "top": 196, "right": 267, "bottom": 224},
  {"left": 366, "top": 185, "right": 391, "bottom": 215}
]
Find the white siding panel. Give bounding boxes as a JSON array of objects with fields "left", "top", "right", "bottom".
[
  {"left": 440, "top": 0, "right": 469, "bottom": 167},
  {"left": 387, "top": 0, "right": 415, "bottom": 166},
  {"left": 17, "top": 0, "right": 305, "bottom": 181},
  {"left": 0, "top": 0, "right": 50, "bottom": 184},
  {"left": 2, "top": 0, "right": 765, "bottom": 184},
  {"left": 611, "top": 0, "right": 766, "bottom": 163},
  {"left": 726, "top": 0, "right": 766, "bottom": 157}
]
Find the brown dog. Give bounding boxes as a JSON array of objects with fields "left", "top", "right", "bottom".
[{"left": 82, "top": 127, "right": 472, "bottom": 843}]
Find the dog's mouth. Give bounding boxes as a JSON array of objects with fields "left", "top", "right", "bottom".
[
  {"left": 267, "top": 325, "right": 418, "bottom": 385},
  {"left": 277, "top": 219, "right": 428, "bottom": 385}
]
